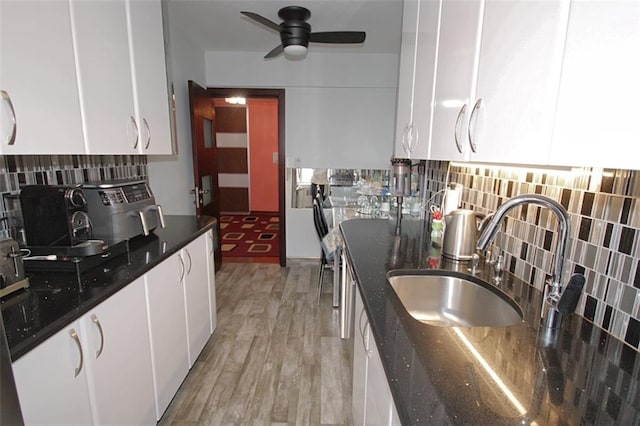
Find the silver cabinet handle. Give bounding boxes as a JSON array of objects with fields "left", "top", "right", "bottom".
[
  {"left": 1, "top": 90, "right": 17, "bottom": 146},
  {"left": 363, "top": 320, "right": 371, "bottom": 357},
  {"left": 130, "top": 116, "right": 139, "bottom": 150},
  {"left": 454, "top": 103, "right": 467, "bottom": 154},
  {"left": 69, "top": 329, "right": 83, "bottom": 378},
  {"left": 185, "top": 249, "right": 192, "bottom": 275},
  {"left": 401, "top": 123, "right": 417, "bottom": 156},
  {"left": 467, "top": 98, "right": 482, "bottom": 153},
  {"left": 178, "top": 253, "right": 185, "bottom": 283},
  {"left": 91, "top": 314, "right": 104, "bottom": 359},
  {"left": 143, "top": 117, "right": 151, "bottom": 149},
  {"left": 208, "top": 232, "right": 214, "bottom": 255}
]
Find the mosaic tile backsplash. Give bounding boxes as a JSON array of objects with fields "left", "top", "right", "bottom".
[
  {"left": 423, "top": 161, "right": 640, "bottom": 352},
  {"left": 0, "top": 155, "right": 147, "bottom": 237}
]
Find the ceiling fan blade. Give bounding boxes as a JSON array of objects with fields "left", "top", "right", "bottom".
[
  {"left": 241, "top": 11, "right": 281, "bottom": 32},
  {"left": 309, "top": 31, "right": 366, "bottom": 44},
  {"left": 264, "top": 44, "right": 284, "bottom": 59}
]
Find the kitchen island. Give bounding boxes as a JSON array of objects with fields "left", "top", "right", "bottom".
[
  {"left": 2, "top": 215, "right": 216, "bottom": 360},
  {"left": 341, "top": 218, "right": 639, "bottom": 424}
]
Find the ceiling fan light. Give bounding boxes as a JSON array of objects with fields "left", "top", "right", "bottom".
[{"left": 284, "top": 45, "right": 308, "bottom": 60}]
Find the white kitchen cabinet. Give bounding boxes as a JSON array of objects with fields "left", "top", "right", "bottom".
[
  {"left": 429, "top": 0, "right": 483, "bottom": 162},
  {"left": 0, "top": 0, "right": 85, "bottom": 154},
  {"left": 394, "top": 0, "right": 419, "bottom": 159},
  {"left": 127, "top": 0, "right": 174, "bottom": 154},
  {"left": 394, "top": 0, "right": 440, "bottom": 160},
  {"left": 182, "top": 232, "right": 214, "bottom": 367},
  {"left": 80, "top": 277, "right": 155, "bottom": 425},
  {"left": 12, "top": 321, "right": 94, "bottom": 426},
  {"left": 470, "top": 0, "right": 569, "bottom": 164},
  {"left": 550, "top": 0, "right": 640, "bottom": 170},
  {"left": 352, "top": 288, "right": 400, "bottom": 426},
  {"left": 205, "top": 230, "right": 218, "bottom": 334},
  {"left": 70, "top": 0, "right": 138, "bottom": 154},
  {"left": 430, "top": 0, "right": 569, "bottom": 165},
  {"left": 12, "top": 278, "right": 155, "bottom": 426},
  {"left": 144, "top": 249, "right": 190, "bottom": 420}
]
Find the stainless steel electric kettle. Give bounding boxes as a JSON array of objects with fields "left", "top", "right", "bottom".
[{"left": 442, "top": 209, "right": 479, "bottom": 260}]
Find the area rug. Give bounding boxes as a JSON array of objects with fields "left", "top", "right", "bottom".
[{"left": 219, "top": 213, "right": 279, "bottom": 259}]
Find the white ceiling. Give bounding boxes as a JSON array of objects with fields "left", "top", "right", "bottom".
[{"left": 167, "top": 0, "right": 404, "bottom": 56}]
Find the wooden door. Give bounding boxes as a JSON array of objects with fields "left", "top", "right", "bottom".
[{"left": 188, "top": 80, "right": 222, "bottom": 269}]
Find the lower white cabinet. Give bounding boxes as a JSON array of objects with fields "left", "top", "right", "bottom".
[
  {"left": 145, "top": 248, "right": 190, "bottom": 420},
  {"left": 182, "top": 231, "right": 215, "bottom": 367},
  {"left": 352, "top": 288, "right": 401, "bottom": 426},
  {"left": 13, "top": 277, "right": 155, "bottom": 425},
  {"left": 12, "top": 231, "right": 217, "bottom": 425},
  {"left": 12, "top": 320, "right": 93, "bottom": 426}
]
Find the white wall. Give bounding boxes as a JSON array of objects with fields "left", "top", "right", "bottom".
[
  {"left": 147, "top": 8, "right": 206, "bottom": 215},
  {"left": 205, "top": 51, "right": 399, "bottom": 169}
]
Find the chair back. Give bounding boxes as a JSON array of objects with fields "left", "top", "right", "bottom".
[{"left": 313, "top": 198, "right": 329, "bottom": 240}]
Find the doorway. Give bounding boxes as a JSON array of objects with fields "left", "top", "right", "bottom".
[{"left": 189, "top": 86, "right": 286, "bottom": 266}]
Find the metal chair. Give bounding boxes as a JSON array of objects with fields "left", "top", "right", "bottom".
[{"left": 312, "top": 197, "right": 332, "bottom": 303}]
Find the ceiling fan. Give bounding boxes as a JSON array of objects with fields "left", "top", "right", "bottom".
[{"left": 240, "top": 6, "right": 366, "bottom": 60}]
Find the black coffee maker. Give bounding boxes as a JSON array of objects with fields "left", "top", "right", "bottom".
[{"left": 19, "top": 185, "right": 91, "bottom": 247}]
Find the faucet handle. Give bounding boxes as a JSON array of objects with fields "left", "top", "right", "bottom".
[{"left": 557, "top": 274, "right": 586, "bottom": 315}]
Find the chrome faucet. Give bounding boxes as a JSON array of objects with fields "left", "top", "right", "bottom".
[{"left": 476, "top": 194, "right": 571, "bottom": 329}]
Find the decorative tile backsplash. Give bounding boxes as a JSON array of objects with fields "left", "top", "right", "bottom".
[
  {"left": 423, "top": 161, "right": 640, "bottom": 352},
  {"left": 0, "top": 155, "right": 147, "bottom": 237}
]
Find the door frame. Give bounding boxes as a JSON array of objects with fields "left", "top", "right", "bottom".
[{"left": 201, "top": 87, "right": 286, "bottom": 266}]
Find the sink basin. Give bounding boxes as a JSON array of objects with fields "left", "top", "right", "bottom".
[{"left": 387, "top": 270, "right": 523, "bottom": 327}]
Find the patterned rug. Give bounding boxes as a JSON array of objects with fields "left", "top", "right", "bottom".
[{"left": 219, "top": 213, "right": 279, "bottom": 258}]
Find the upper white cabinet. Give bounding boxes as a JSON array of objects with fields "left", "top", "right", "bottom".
[
  {"left": 0, "top": 1, "right": 86, "bottom": 154},
  {"left": 550, "top": 0, "right": 640, "bottom": 170},
  {"left": 127, "top": 0, "right": 174, "bottom": 154},
  {"left": 70, "top": 0, "right": 138, "bottom": 154},
  {"left": 430, "top": 0, "right": 483, "bottom": 162},
  {"left": 394, "top": 0, "right": 440, "bottom": 160},
  {"left": 470, "top": 0, "right": 569, "bottom": 164},
  {"left": 0, "top": 0, "right": 172, "bottom": 155},
  {"left": 429, "top": 0, "right": 570, "bottom": 165}
]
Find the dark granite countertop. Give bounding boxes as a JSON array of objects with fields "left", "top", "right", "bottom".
[
  {"left": 1, "top": 215, "right": 216, "bottom": 361},
  {"left": 341, "top": 218, "right": 640, "bottom": 425}
]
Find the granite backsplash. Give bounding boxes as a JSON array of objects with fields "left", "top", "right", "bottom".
[{"left": 422, "top": 160, "right": 640, "bottom": 353}]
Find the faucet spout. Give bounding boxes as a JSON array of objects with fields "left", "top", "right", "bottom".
[{"left": 476, "top": 194, "right": 571, "bottom": 328}]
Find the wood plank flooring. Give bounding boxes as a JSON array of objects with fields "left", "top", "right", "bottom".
[{"left": 159, "top": 259, "right": 353, "bottom": 425}]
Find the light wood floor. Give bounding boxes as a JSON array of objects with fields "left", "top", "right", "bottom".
[{"left": 159, "top": 259, "right": 353, "bottom": 425}]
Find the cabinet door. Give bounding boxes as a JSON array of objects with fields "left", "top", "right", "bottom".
[
  {"left": 12, "top": 321, "right": 94, "bottom": 426},
  {"left": 70, "top": 0, "right": 138, "bottom": 154},
  {"left": 81, "top": 278, "right": 155, "bottom": 425},
  {"left": 205, "top": 230, "right": 218, "bottom": 334},
  {"left": 394, "top": 0, "right": 420, "bottom": 159},
  {"left": 411, "top": 0, "right": 441, "bottom": 160},
  {"left": 550, "top": 0, "right": 640, "bottom": 169},
  {"left": 352, "top": 289, "right": 368, "bottom": 426},
  {"left": 470, "top": 0, "right": 569, "bottom": 164},
  {"left": 183, "top": 233, "right": 213, "bottom": 367},
  {"left": 365, "top": 328, "right": 396, "bottom": 426},
  {"left": 127, "top": 0, "right": 173, "bottom": 154},
  {"left": 0, "top": 0, "right": 85, "bottom": 154},
  {"left": 430, "top": 0, "right": 482, "bottom": 162},
  {"left": 145, "top": 252, "right": 189, "bottom": 420}
]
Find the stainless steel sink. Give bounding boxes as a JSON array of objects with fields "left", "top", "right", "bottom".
[{"left": 387, "top": 270, "right": 523, "bottom": 327}]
